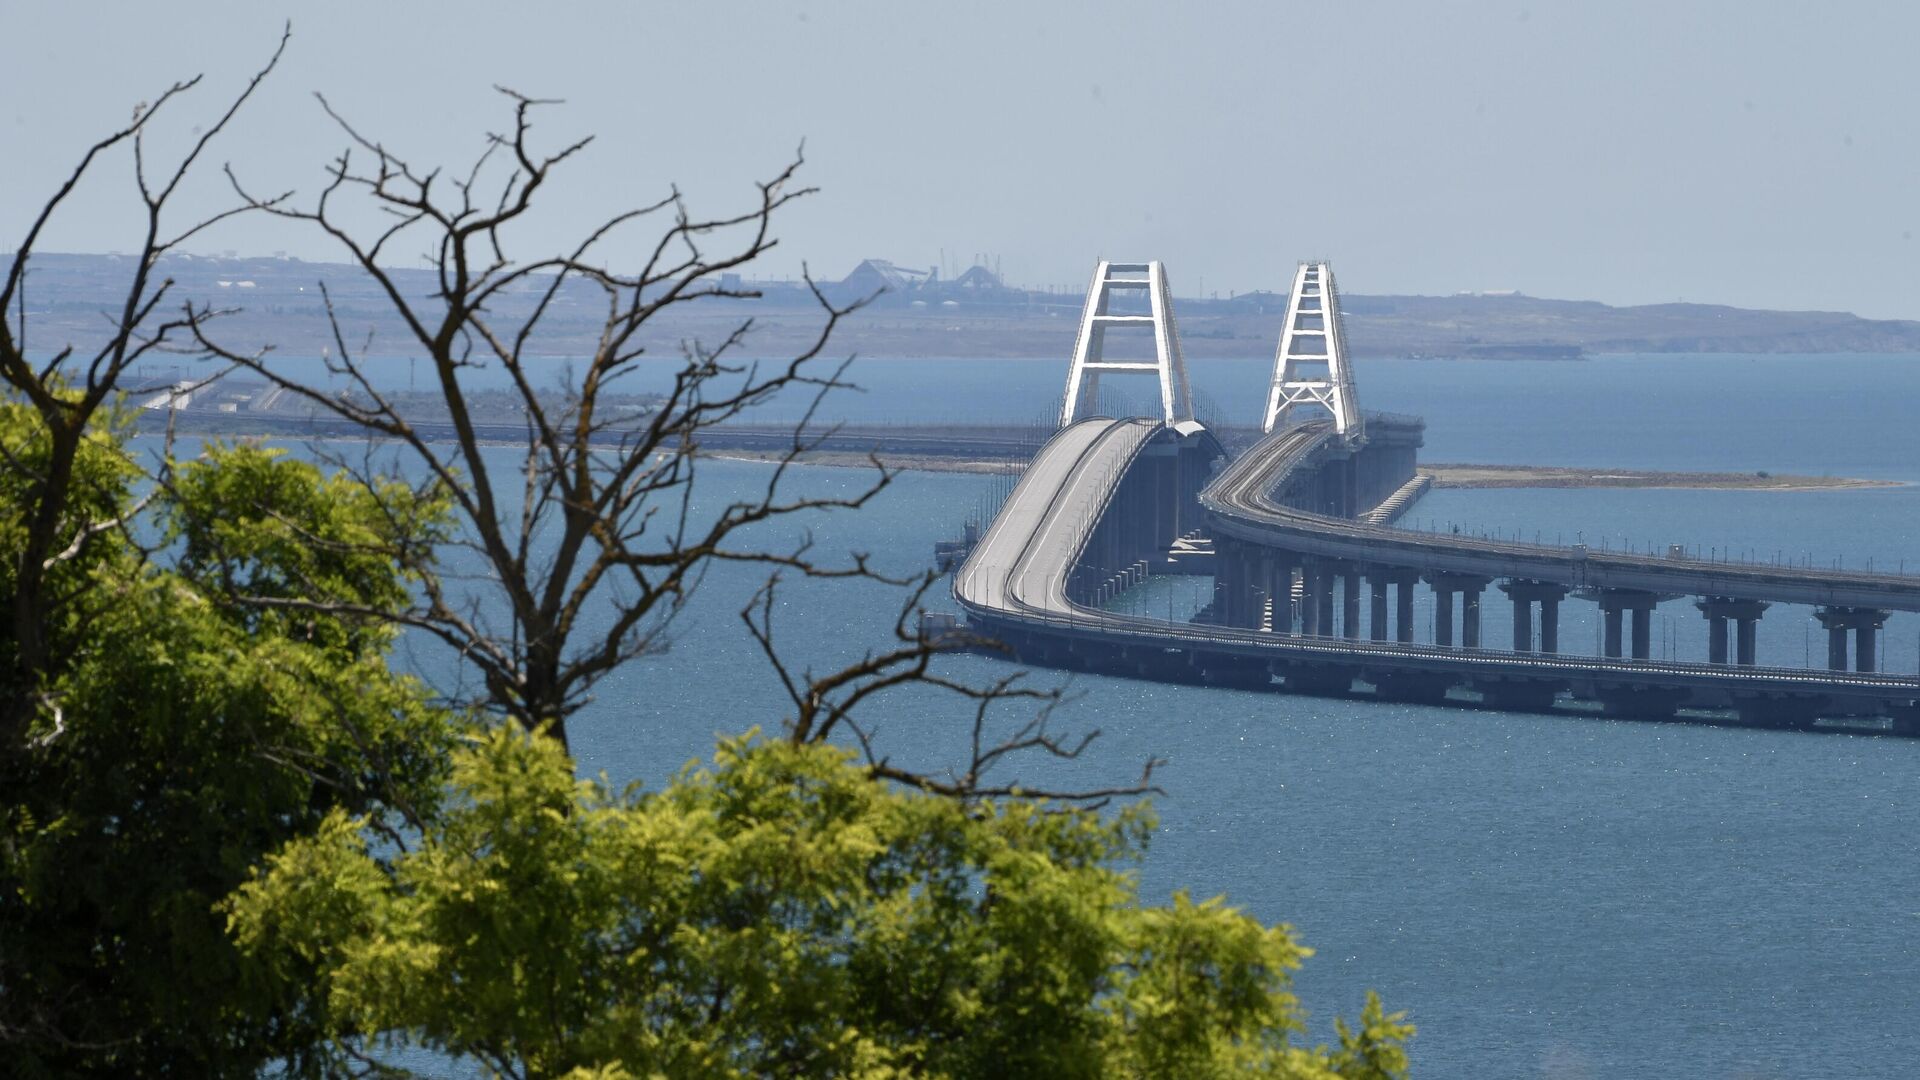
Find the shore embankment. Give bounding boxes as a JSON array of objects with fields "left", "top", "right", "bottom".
[
  {"left": 709, "top": 448, "right": 1898, "bottom": 490},
  {"left": 1419, "top": 463, "right": 1900, "bottom": 491},
  {"left": 150, "top": 410, "right": 1899, "bottom": 490}
]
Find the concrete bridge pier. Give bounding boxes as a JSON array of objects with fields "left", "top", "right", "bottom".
[
  {"left": 1211, "top": 542, "right": 1249, "bottom": 629},
  {"left": 1697, "top": 597, "right": 1769, "bottom": 665},
  {"left": 1339, "top": 566, "right": 1363, "bottom": 639},
  {"left": 1363, "top": 568, "right": 1420, "bottom": 642},
  {"left": 1367, "top": 567, "right": 1421, "bottom": 643},
  {"left": 1427, "top": 572, "right": 1492, "bottom": 648},
  {"left": 1595, "top": 589, "right": 1662, "bottom": 660},
  {"left": 1260, "top": 554, "right": 1297, "bottom": 634},
  {"left": 1298, "top": 560, "right": 1336, "bottom": 637},
  {"left": 1501, "top": 580, "right": 1570, "bottom": 653},
  {"left": 1814, "top": 607, "right": 1890, "bottom": 672},
  {"left": 1296, "top": 563, "right": 1317, "bottom": 636}
]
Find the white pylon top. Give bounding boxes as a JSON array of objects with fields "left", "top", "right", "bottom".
[
  {"left": 1059, "top": 260, "right": 1195, "bottom": 428},
  {"left": 1262, "top": 261, "right": 1364, "bottom": 442}
]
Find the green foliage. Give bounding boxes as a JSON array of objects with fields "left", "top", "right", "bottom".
[
  {"left": 231, "top": 727, "right": 1412, "bottom": 1079},
  {"left": 164, "top": 442, "right": 448, "bottom": 651},
  {"left": 0, "top": 394, "right": 141, "bottom": 675},
  {"left": 0, "top": 411, "right": 455, "bottom": 1077},
  {"left": 1, "top": 407, "right": 1414, "bottom": 1079}
]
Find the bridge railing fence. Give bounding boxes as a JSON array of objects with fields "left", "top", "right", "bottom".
[{"left": 1387, "top": 514, "right": 1920, "bottom": 581}]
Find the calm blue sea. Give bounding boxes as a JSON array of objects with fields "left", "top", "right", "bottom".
[
  {"left": 558, "top": 354, "right": 1920, "bottom": 1078},
  {"left": 278, "top": 352, "right": 1920, "bottom": 1078}
]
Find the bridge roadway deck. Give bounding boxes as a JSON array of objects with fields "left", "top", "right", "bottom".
[
  {"left": 1203, "top": 424, "right": 1920, "bottom": 612},
  {"left": 953, "top": 419, "right": 1920, "bottom": 715}
]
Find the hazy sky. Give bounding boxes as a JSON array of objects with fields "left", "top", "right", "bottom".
[{"left": 6, "top": 1, "right": 1918, "bottom": 317}]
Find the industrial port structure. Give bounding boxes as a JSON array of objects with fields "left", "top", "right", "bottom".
[{"left": 950, "top": 261, "right": 1920, "bottom": 732}]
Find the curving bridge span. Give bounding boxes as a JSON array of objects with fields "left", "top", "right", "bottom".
[{"left": 949, "top": 260, "right": 1920, "bottom": 732}]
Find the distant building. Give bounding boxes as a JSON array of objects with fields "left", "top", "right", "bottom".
[
  {"left": 834, "top": 259, "right": 933, "bottom": 301},
  {"left": 950, "top": 264, "right": 1004, "bottom": 291}
]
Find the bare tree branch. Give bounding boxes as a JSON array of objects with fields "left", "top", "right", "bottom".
[
  {"left": 0, "top": 24, "right": 289, "bottom": 743},
  {"left": 193, "top": 85, "right": 1150, "bottom": 801}
]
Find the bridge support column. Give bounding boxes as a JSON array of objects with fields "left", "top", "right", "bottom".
[
  {"left": 1233, "top": 546, "right": 1260, "bottom": 629},
  {"left": 1814, "top": 607, "right": 1890, "bottom": 672},
  {"left": 1368, "top": 568, "right": 1420, "bottom": 643},
  {"left": 1275, "top": 555, "right": 1300, "bottom": 633},
  {"left": 1252, "top": 557, "right": 1271, "bottom": 631},
  {"left": 1297, "top": 562, "right": 1334, "bottom": 637},
  {"left": 1340, "top": 569, "right": 1361, "bottom": 640},
  {"left": 1697, "top": 598, "right": 1769, "bottom": 665},
  {"left": 1594, "top": 590, "right": 1661, "bottom": 660},
  {"left": 1240, "top": 548, "right": 1263, "bottom": 630},
  {"left": 1426, "top": 572, "right": 1491, "bottom": 650},
  {"left": 1262, "top": 556, "right": 1293, "bottom": 634},
  {"left": 1736, "top": 614, "right": 1759, "bottom": 666},
  {"left": 1299, "top": 562, "right": 1334, "bottom": 638},
  {"left": 1501, "top": 581, "right": 1571, "bottom": 654}
]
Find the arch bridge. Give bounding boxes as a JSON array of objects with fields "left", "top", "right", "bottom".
[{"left": 951, "top": 261, "right": 1920, "bottom": 732}]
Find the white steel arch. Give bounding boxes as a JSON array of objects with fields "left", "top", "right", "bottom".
[
  {"left": 1059, "top": 260, "right": 1195, "bottom": 427},
  {"left": 1262, "top": 261, "right": 1364, "bottom": 442}
]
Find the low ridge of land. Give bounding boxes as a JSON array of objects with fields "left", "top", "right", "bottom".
[{"left": 16, "top": 252, "right": 1920, "bottom": 359}]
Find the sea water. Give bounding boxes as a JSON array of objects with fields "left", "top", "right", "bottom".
[
  {"left": 227, "top": 351, "right": 1917, "bottom": 1077},
  {"left": 552, "top": 353, "right": 1920, "bottom": 1078}
]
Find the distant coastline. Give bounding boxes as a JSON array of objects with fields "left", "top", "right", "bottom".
[
  {"left": 1418, "top": 463, "right": 1900, "bottom": 491},
  {"left": 700, "top": 448, "right": 1896, "bottom": 491},
  {"left": 15, "top": 251, "right": 1920, "bottom": 362}
]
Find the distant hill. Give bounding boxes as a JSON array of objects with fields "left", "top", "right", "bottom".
[{"left": 10, "top": 252, "right": 1920, "bottom": 361}]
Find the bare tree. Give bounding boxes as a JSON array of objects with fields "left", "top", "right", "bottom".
[
  {"left": 0, "top": 30, "right": 1167, "bottom": 1072},
  {"left": 0, "top": 29, "right": 289, "bottom": 746},
  {"left": 190, "top": 81, "right": 1154, "bottom": 800}
]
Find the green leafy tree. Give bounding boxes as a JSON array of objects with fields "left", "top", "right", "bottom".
[
  {"left": 0, "top": 408, "right": 456, "bottom": 1074},
  {"left": 0, "top": 44, "right": 458, "bottom": 1074},
  {"left": 230, "top": 726, "right": 1410, "bottom": 1079},
  {"left": 5, "top": 29, "right": 1415, "bottom": 1078}
]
